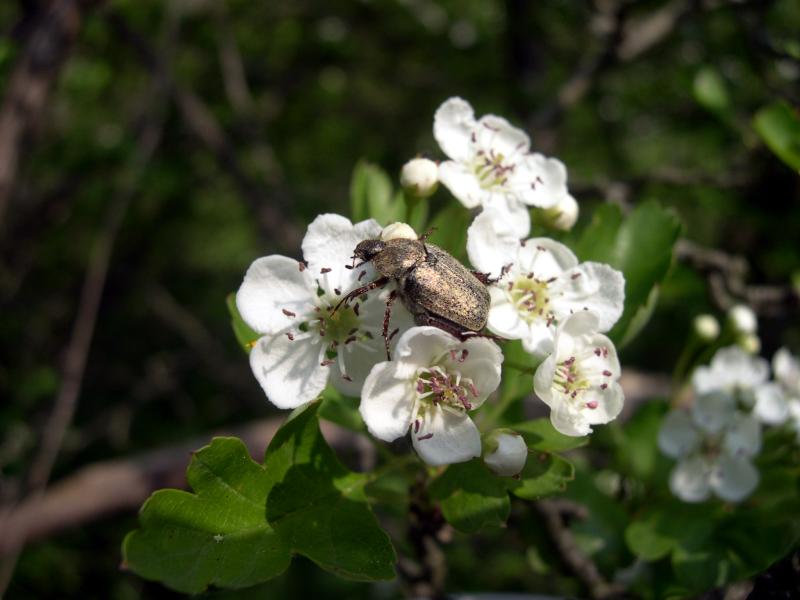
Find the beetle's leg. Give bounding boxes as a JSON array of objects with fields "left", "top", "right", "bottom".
[
  {"left": 471, "top": 263, "right": 513, "bottom": 285},
  {"left": 418, "top": 227, "right": 437, "bottom": 243},
  {"left": 414, "top": 313, "right": 473, "bottom": 339},
  {"left": 331, "top": 277, "right": 389, "bottom": 315},
  {"left": 382, "top": 289, "right": 399, "bottom": 360}
]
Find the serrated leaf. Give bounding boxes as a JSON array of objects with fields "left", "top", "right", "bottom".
[
  {"left": 122, "top": 438, "right": 291, "bottom": 594},
  {"left": 511, "top": 418, "right": 588, "bottom": 452},
  {"left": 754, "top": 101, "right": 800, "bottom": 171},
  {"left": 576, "top": 201, "right": 682, "bottom": 346},
  {"left": 429, "top": 459, "right": 510, "bottom": 533},
  {"left": 264, "top": 404, "right": 397, "bottom": 580},
  {"left": 510, "top": 452, "right": 575, "bottom": 499},
  {"left": 226, "top": 293, "right": 259, "bottom": 353}
]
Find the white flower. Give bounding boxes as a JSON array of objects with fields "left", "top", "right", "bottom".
[
  {"left": 537, "top": 193, "right": 579, "bottom": 231},
  {"left": 692, "top": 314, "right": 720, "bottom": 341},
  {"left": 728, "top": 304, "right": 757, "bottom": 335},
  {"left": 467, "top": 209, "right": 625, "bottom": 357},
  {"left": 659, "top": 395, "right": 762, "bottom": 503},
  {"left": 400, "top": 158, "right": 439, "bottom": 198},
  {"left": 236, "top": 214, "right": 413, "bottom": 408},
  {"left": 533, "top": 311, "right": 624, "bottom": 437},
  {"left": 692, "top": 346, "right": 788, "bottom": 425},
  {"left": 381, "top": 221, "right": 418, "bottom": 241},
  {"left": 359, "top": 326, "right": 503, "bottom": 466},
  {"left": 433, "top": 97, "right": 575, "bottom": 238},
  {"left": 773, "top": 348, "right": 800, "bottom": 441},
  {"left": 483, "top": 430, "right": 528, "bottom": 476}
]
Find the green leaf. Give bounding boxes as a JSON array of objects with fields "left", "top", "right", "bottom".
[
  {"left": 692, "top": 67, "right": 731, "bottom": 115},
  {"left": 611, "top": 401, "right": 671, "bottom": 484},
  {"left": 429, "top": 459, "right": 510, "bottom": 533},
  {"left": 122, "top": 438, "right": 291, "bottom": 594},
  {"left": 426, "top": 202, "right": 473, "bottom": 261},
  {"left": 510, "top": 452, "right": 575, "bottom": 499},
  {"left": 318, "top": 387, "right": 365, "bottom": 432},
  {"left": 350, "top": 160, "right": 403, "bottom": 223},
  {"left": 625, "top": 503, "right": 713, "bottom": 564},
  {"left": 576, "top": 201, "right": 682, "bottom": 346},
  {"left": 754, "top": 101, "right": 800, "bottom": 171},
  {"left": 264, "top": 404, "right": 397, "bottom": 580},
  {"left": 226, "top": 293, "right": 259, "bottom": 353},
  {"left": 510, "top": 418, "right": 588, "bottom": 453}
]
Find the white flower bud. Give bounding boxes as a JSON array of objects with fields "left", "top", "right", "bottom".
[
  {"left": 400, "top": 157, "right": 438, "bottom": 198},
  {"left": 380, "top": 221, "right": 417, "bottom": 241},
  {"left": 728, "top": 304, "right": 757, "bottom": 335},
  {"left": 482, "top": 430, "right": 528, "bottom": 476},
  {"left": 538, "top": 194, "right": 579, "bottom": 231},
  {"left": 693, "top": 314, "right": 719, "bottom": 341},
  {"left": 740, "top": 333, "right": 761, "bottom": 355}
]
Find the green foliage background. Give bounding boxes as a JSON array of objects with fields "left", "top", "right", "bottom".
[{"left": 1, "top": 0, "right": 798, "bottom": 597}]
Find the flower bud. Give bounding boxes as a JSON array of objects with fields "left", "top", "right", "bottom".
[
  {"left": 728, "top": 304, "right": 757, "bottom": 335},
  {"left": 740, "top": 333, "right": 761, "bottom": 355},
  {"left": 381, "top": 221, "right": 417, "bottom": 241},
  {"left": 482, "top": 430, "right": 528, "bottom": 476},
  {"left": 400, "top": 158, "right": 438, "bottom": 198},
  {"left": 536, "top": 194, "right": 579, "bottom": 231},
  {"left": 693, "top": 314, "right": 719, "bottom": 341}
]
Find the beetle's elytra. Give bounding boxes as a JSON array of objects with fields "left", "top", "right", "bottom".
[{"left": 336, "top": 234, "right": 492, "bottom": 358}]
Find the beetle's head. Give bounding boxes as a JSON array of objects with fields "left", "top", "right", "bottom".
[{"left": 353, "top": 239, "right": 385, "bottom": 263}]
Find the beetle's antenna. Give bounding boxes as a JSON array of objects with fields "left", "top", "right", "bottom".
[{"left": 418, "top": 227, "right": 437, "bottom": 243}]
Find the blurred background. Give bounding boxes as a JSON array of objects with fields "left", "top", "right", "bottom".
[{"left": 0, "top": 0, "right": 798, "bottom": 597}]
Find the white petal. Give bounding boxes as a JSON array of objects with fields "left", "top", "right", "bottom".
[
  {"left": 723, "top": 413, "right": 761, "bottom": 457},
  {"left": 774, "top": 347, "right": 800, "bottom": 394},
  {"left": 438, "top": 161, "right": 486, "bottom": 209},
  {"left": 236, "top": 255, "right": 317, "bottom": 335},
  {"left": 433, "top": 97, "right": 477, "bottom": 163},
  {"left": 581, "top": 382, "right": 625, "bottom": 426},
  {"left": 670, "top": 456, "right": 712, "bottom": 503},
  {"left": 753, "top": 382, "right": 789, "bottom": 425},
  {"left": 249, "top": 334, "right": 327, "bottom": 409},
  {"left": 552, "top": 263, "right": 625, "bottom": 332},
  {"left": 533, "top": 353, "right": 557, "bottom": 407},
  {"left": 549, "top": 400, "right": 592, "bottom": 437},
  {"left": 658, "top": 410, "right": 701, "bottom": 459},
  {"left": 693, "top": 346, "right": 769, "bottom": 394},
  {"left": 474, "top": 114, "right": 530, "bottom": 157},
  {"left": 359, "top": 361, "right": 414, "bottom": 442},
  {"left": 412, "top": 406, "right": 481, "bottom": 466},
  {"left": 301, "top": 213, "right": 382, "bottom": 297},
  {"left": 520, "top": 320, "right": 556, "bottom": 357},
  {"left": 484, "top": 432, "right": 528, "bottom": 476},
  {"left": 691, "top": 391, "right": 735, "bottom": 435},
  {"left": 710, "top": 454, "right": 759, "bottom": 502},
  {"left": 516, "top": 237, "right": 578, "bottom": 280},
  {"left": 512, "top": 154, "right": 568, "bottom": 209},
  {"left": 466, "top": 208, "right": 521, "bottom": 277},
  {"left": 393, "top": 326, "right": 460, "bottom": 378},
  {"left": 552, "top": 310, "right": 602, "bottom": 361},
  {"left": 486, "top": 288, "right": 529, "bottom": 340},
  {"left": 483, "top": 194, "right": 531, "bottom": 238}
]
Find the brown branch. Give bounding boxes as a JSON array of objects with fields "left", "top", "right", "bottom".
[
  {"left": 537, "top": 499, "right": 623, "bottom": 599},
  {"left": 0, "top": 0, "right": 99, "bottom": 229},
  {"left": 0, "top": 418, "right": 360, "bottom": 558}
]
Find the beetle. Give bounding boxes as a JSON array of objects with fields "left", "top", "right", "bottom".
[{"left": 334, "top": 232, "right": 494, "bottom": 358}]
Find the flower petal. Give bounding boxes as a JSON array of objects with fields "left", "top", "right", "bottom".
[
  {"left": 359, "top": 361, "right": 414, "bottom": 442},
  {"left": 670, "top": 456, "right": 712, "bottom": 503},
  {"left": 658, "top": 410, "right": 701, "bottom": 458},
  {"left": 691, "top": 391, "right": 735, "bottom": 435},
  {"left": 412, "top": 406, "right": 481, "bottom": 466},
  {"left": 484, "top": 432, "right": 528, "bottom": 476},
  {"left": 753, "top": 382, "right": 789, "bottom": 425},
  {"left": 249, "top": 334, "right": 327, "bottom": 409},
  {"left": 483, "top": 194, "right": 531, "bottom": 238},
  {"left": 486, "top": 287, "right": 530, "bottom": 341},
  {"left": 533, "top": 353, "right": 557, "bottom": 407},
  {"left": 692, "top": 346, "right": 769, "bottom": 394},
  {"left": 474, "top": 114, "right": 530, "bottom": 157},
  {"left": 516, "top": 237, "right": 578, "bottom": 280},
  {"left": 774, "top": 347, "right": 800, "bottom": 393},
  {"left": 236, "top": 255, "right": 317, "bottom": 335},
  {"left": 438, "top": 160, "right": 486, "bottom": 209},
  {"left": 548, "top": 400, "right": 592, "bottom": 437},
  {"left": 433, "top": 97, "right": 477, "bottom": 163},
  {"left": 553, "top": 262, "right": 625, "bottom": 332},
  {"left": 466, "top": 208, "right": 521, "bottom": 277},
  {"left": 301, "top": 213, "right": 382, "bottom": 297},
  {"left": 520, "top": 320, "right": 556, "bottom": 357},
  {"left": 512, "top": 154, "right": 568, "bottom": 209},
  {"left": 581, "top": 382, "right": 625, "bottom": 426},
  {"left": 710, "top": 454, "right": 759, "bottom": 502},
  {"left": 393, "top": 326, "right": 460, "bottom": 378},
  {"left": 723, "top": 412, "right": 761, "bottom": 457}
]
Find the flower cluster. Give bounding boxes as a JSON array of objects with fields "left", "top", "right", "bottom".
[
  {"left": 659, "top": 342, "right": 799, "bottom": 503},
  {"left": 235, "top": 97, "right": 627, "bottom": 467}
]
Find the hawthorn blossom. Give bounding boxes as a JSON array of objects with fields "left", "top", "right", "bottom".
[
  {"left": 433, "top": 97, "right": 576, "bottom": 237},
  {"left": 692, "top": 345, "right": 788, "bottom": 425},
  {"left": 467, "top": 209, "right": 625, "bottom": 357},
  {"left": 533, "top": 311, "right": 624, "bottom": 437},
  {"left": 773, "top": 348, "right": 800, "bottom": 441},
  {"left": 483, "top": 430, "right": 528, "bottom": 476},
  {"left": 659, "top": 393, "right": 761, "bottom": 503},
  {"left": 236, "top": 214, "right": 413, "bottom": 408},
  {"left": 359, "top": 327, "right": 503, "bottom": 466}
]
